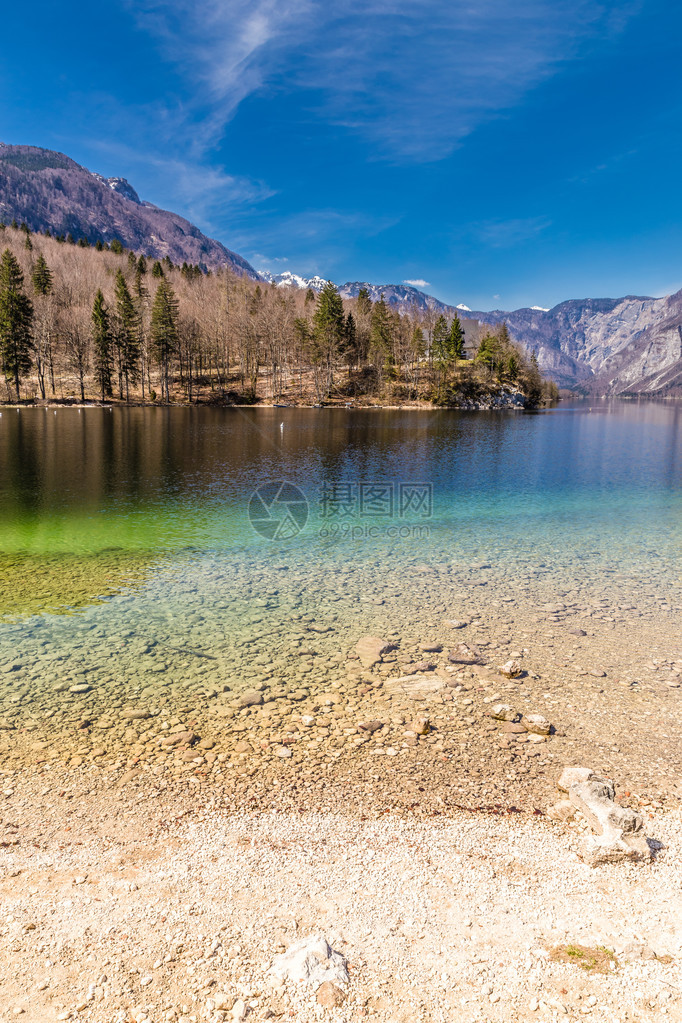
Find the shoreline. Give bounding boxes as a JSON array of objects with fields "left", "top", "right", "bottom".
[
  {"left": 1, "top": 767, "right": 681, "bottom": 1023},
  {"left": 3, "top": 395, "right": 681, "bottom": 413},
  {"left": 0, "top": 397, "right": 534, "bottom": 411}
]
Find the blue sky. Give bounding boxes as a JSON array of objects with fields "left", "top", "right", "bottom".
[{"left": 2, "top": 0, "right": 681, "bottom": 309}]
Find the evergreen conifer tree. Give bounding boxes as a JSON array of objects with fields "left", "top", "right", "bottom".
[
  {"left": 357, "top": 287, "right": 372, "bottom": 318},
  {"left": 92, "top": 289, "right": 113, "bottom": 401},
  {"left": 114, "top": 269, "right": 141, "bottom": 400},
  {"left": 369, "top": 295, "right": 392, "bottom": 359},
  {"left": 523, "top": 350, "right": 543, "bottom": 408},
  {"left": 344, "top": 311, "right": 357, "bottom": 373},
  {"left": 449, "top": 313, "right": 465, "bottom": 360},
  {"left": 0, "top": 249, "right": 33, "bottom": 401},
  {"left": 31, "top": 254, "right": 55, "bottom": 399},
  {"left": 150, "top": 279, "right": 178, "bottom": 402},
  {"left": 31, "top": 254, "right": 53, "bottom": 297},
  {"left": 475, "top": 333, "right": 500, "bottom": 377},
  {"left": 312, "top": 281, "right": 345, "bottom": 395},
  {"left": 432, "top": 314, "right": 449, "bottom": 367}
]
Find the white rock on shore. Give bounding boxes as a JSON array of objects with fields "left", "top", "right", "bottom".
[
  {"left": 555, "top": 767, "right": 653, "bottom": 866},
  {"left": 268, "top": 933, "right": 349, "bottom": 990}
]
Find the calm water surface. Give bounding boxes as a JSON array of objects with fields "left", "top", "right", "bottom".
[{"left": 0, "top": 401, "right": 680, "bottom": 701}]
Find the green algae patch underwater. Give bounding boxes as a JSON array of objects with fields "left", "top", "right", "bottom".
[{"left": 0, "top": 551, "right": 153, "bottom": 620}]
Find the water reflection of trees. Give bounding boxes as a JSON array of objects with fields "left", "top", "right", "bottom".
[{"left": 1, "top": 400, "right": 679, "bottom": 525}]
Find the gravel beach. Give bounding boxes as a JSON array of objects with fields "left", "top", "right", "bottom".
[{"left": 1, "top": 769, "right": 681, "bottom": 1023}]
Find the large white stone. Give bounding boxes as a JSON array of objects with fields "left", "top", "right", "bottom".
[
  {"left": 554, "top": 767, "right": 652, "bottom": 866},
  {"left": 268, "top": 934, "right": 349, "bottom": 991}
]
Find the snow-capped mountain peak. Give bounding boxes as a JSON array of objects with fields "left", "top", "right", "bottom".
[
  {"left": 92, "top": 173, "right": 141, "bottom": 205},
  {"left": 258, "top": 270, "right": 327, "bottom": 291},
  {"left": 456, "top": 303, "right": 472, "bottom": 311}
]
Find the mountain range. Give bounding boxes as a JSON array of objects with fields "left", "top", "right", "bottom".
[
  {"left": 257, "top": 271, "right": 682, "bottom": 395},
  {"left": 0, "top": 143, "right": 258, "bottom": 278},
  {"left": 1, "top": 143, "right": 681, "bottom": 394},
  {"left": 463, "top": 295, "right": 682, "bottom": 393}
]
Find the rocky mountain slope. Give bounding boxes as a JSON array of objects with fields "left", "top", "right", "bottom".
[
  {"left": 467, "top": 292, "right": 682, "bottom": 394},
  {"left": 338, "top": 280, "right": 455, "bottom": 313},
  {"left": 0, "top": 143, "right": 258, "bottom": 277},
  {"left": 258, "top": 273, "right": 482, "bottom": 347},
  {"left": 257, "top": 271, "right": 462, "bottom": 316}
]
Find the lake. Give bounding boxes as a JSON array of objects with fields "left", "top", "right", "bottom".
[{"left": 0, "top": 400, "right": 680, "bottom": 769}]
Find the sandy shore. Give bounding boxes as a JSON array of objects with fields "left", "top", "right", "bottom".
[{"left": 1, "top": 769, "right": 681, "bottom": 1023}]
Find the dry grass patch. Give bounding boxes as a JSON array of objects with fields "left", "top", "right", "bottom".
[{"left": 550, "top": 944, "right": 618, "bottom": 973}]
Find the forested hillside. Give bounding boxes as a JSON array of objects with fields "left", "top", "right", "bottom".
[
  {"left": 0, "top": 223, "right": 554, "bottom": 407},
  {"left": 0, "top": 143, "right": 258, "bottom": 277}
]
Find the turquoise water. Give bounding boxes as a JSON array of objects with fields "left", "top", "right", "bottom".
[{"left": 0, "top": 401, "right": 680, "bottom": 710}]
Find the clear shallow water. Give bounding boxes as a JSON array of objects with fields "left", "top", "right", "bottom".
[{"left": 0, "top": 401, "right": 680, "bottom": 708}]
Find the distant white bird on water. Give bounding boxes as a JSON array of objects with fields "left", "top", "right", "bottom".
[{"left": 280, "top": 421, "right": 284, "bottom": 432}]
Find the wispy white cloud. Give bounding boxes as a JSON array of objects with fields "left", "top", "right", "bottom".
[
  {"left": 404, "top": 279, "right": 430, "bottom": 288},
  {"left": 128, "top": 0, "right": 642, "bottom": 162},
  {"left": 473, "top": 216, "right": 552, "bottom": 248},
  {"left": 63, "top": 0, "right": 640, "bottom": 258},
  {"left": 252, "top": 254, "right": 290, "bottom": 269},
  {"left": 128, "top": 0, "right": 313, "bottom": 152},
  {"left": 232, "top": 207, "right": 398, "bottom": 275},
  {"left": 67, "top": 94, "right": 275, "bottom": 231}
]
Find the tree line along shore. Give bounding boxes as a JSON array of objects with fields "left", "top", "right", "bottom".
[{"left": 0, "top": 221, "right": 557, "bottom": 408}]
